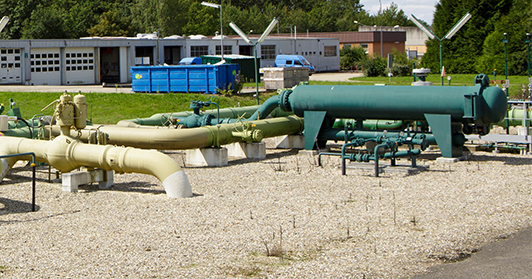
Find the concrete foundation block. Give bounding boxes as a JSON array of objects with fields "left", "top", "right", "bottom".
[
  {"left": 436, "top": 157, "right": 460, "bottom": 163},
  {"left": 298, "top": 148, "right": 330, "bottom": 156},
  {"left": 225, "top": 142, "right": 266, "bottom": 159},
  {"left": 62, "top": 169, "right": 114, "bottom": 193},
  {"left": 186, "top": 147, "right": 228, "bottom": 167},
  {"left": 274, "top": 134, "right": 305, "bottom": 149}
]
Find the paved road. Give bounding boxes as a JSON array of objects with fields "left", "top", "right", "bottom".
[
  {"left": 0, "top": 72, "right": 365, "bottom": 94},
  {"left": 309, "top": 72, "right": 364, "bottom": 82},
  {"left": 413, "top": 227, "right": 532, "bottom": 278},
  {"left": 0, "top": 84, "right": 134, "bottom": 93}
]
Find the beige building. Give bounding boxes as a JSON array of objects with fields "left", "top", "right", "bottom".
[
  {"left": 270, "top": 30, "right": 406, "bottom": 58},
  {"left": 359, "top": 26, "right": 430, "bottom": 58}
]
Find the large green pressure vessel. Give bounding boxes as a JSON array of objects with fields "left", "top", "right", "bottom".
[{"left": 281, "top": 83, "right": 507, "bottom": 126}]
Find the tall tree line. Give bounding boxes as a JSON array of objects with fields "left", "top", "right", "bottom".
[
  {"left": 0, "top": 0, "right": 412, "bottom": 39},
  {"left": 421, "top": 0, "right": 532, "bottom": 75}
]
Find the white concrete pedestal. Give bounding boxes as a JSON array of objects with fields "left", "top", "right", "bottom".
[
  {"left": 62, "top": 169, "right": 114, "bottom": 193},
  {"left": 225, "top": 142, "right": 266, "bottom": 159},
  {"left": 186, "top": 147, "right": 228, "bottom": 167},
  {"left": 273, "top": 134, "right": 305, "bottom": 149}
]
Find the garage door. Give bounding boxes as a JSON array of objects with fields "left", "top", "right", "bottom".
[
  {"left": 0, "top": 48, "right": 22, "bottom": 84},
  {"left": 65, "top": 48, "right": 95, "bottom": 84},
  {"left": 30, "top": 48, "right": 61, "bottom": 85}
]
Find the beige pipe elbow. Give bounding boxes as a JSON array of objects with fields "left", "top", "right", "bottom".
[{"left": 0, "top": 136, "right": 192, "bottom": 198}]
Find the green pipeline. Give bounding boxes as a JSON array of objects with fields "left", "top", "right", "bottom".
[
  {"left": 319, "top": 128, "right": 438, "bottom": 146},
  {"left": 332, "top": 119, "right": 406, "bottom": 130},
  {"left": 50, "top": 116, "right": 304, "bottom": 150},
  {"left": 118, "top": 105, "right": 292, "bottom": 127},
  {"left": 496, "top": 107, "right": 531, "bottom": 127}
]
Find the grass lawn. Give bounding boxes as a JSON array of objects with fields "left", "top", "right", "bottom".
[
  {"left": 345, "top": 73, "right": 530, "bottom": 99},
  {"left": 0, "top": 91, "right": 277, "bottom": 125},
  {"left": 1, "top": 73, "right": 529, "bottom": 124}
]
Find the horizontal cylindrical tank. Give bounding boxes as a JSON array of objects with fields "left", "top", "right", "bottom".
[{"left": 280, "top": 84, "right": 507, "bottom": 125}]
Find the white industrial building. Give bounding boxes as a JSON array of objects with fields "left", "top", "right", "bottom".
[{"left": 0, "top": 35, "right": 339, "bottom": 86}]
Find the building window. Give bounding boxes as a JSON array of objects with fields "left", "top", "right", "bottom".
[
  {"left": 215, "top": 45, "right": 232, "bottom": 55},
  {"left": 324, "top": 46, "right": 337, "bottom": 57},
  {"left": 261, "top": 45, "right": 276, "bottom": 60},
  {"left": 191, "top": 46, "right": 209, "bottom": 57}
]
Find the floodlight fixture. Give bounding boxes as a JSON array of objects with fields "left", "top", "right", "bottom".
[
  {"left": 444, "top": 13, "right": 471, "bottom": 39},
  {"left": 202, "top": 2, "right": 224, "bottom": 59},
  {"left": 201, "top": 2, "right": 220, "bottom": 8},
  {"left": 410, "top": 14, "right": 435, "bottom": 39},
  {"left": 229, "top": 22, "right": 252, "bottom": 44},
  {"left": 411, "top": 12, "right": 471, "bottom": 85},
  {"left": 229, "top": 18, "right": 278, "bottom": 105},
  {"left": 0, "top": 16, "right": 9, "bottom": 33},
  {"left": 257, "top": 18, "right": 279, "bottom": 43}
]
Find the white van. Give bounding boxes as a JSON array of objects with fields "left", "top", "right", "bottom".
[{"left": 274, "top": 55, "right": 315, "bottom": 74}]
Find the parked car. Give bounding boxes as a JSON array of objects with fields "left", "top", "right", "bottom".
[{"left": 274, "top": 55, "right": 315, "bottom": 74}]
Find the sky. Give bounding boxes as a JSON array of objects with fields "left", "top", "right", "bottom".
[{"left": 359, "top": 0, "right": 438, "bottom": 25}]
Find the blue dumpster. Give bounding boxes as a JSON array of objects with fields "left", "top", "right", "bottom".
[{"left": 131, "top": 64, "right": 240, "bottom": 93}]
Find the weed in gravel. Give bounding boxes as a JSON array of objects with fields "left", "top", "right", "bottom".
[
  {"left": 222, "top": 265, "right": 262, "bottom": 277},
  {"left": 271, "top": 157, "right": 284, "bottom": 172}
]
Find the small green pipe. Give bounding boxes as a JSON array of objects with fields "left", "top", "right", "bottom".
[{"left": 332, "top": 119, "right": 406, "bottom": 130}]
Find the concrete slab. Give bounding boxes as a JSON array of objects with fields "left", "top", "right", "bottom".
[
  {"left": 299, "top": 148, "right": 330, "bottom": 156},
  {"left": 62, "top": 169, "right": 114, "bottom": 192},
  {"left": 436, "top": 157, "right": 460, "bottom": 163},
  {"left": 225, "top": 142, "right": 266, "bottom": 159},
  {"left": 346, "top": 162, "right": 428, "bottom": 175},
  {"left": 185, "top": 147, "right": 228, "bottom": 167},
  {"left": 273, "top": 134, "right": 305, "bottom": 149}
]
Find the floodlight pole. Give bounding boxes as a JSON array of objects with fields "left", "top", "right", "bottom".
[
  {"left": 201, "top": 2, "right": 223, "bottom": 60},
  {"left": 411, "top": 13, "right": 471, "bottom": 86},
  {"left": 439, "top": 38, "right": 443, "bottom": 86},
  {"left": 503, "top": 33, "right": 508, "bottom": 96},
  {"left": 230, "top": 18, "right": 278, "bottom": 105},
  {"left": 526, "top": 33, "right": 531, "bottom": 100},
  {"left": 526, "top": 33, "right": 530, "bottom": 79},
  {"left": 253, "top": 45, "right": 259, "bottom": 104},
  {"left": 379, "top": 0, "right": 383, "bottom": 57}
]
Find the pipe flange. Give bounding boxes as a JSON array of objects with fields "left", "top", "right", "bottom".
[
  {"left": 278, "top": 89, "right": 292, "bottom": 112},
  {"left": 198, "top": 114, "right": 215, "bottom": 126},
  {"left": 251, "top": 129, "right": 264, "bottom": 142}
]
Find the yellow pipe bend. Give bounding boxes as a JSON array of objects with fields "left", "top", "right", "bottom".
[{"left": 0, "top": 136, "right": 192, "bottom": 198}]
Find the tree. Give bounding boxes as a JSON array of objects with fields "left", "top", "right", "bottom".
[
  {"left": 340, "top": 45, "right": 367, "bottom": 69},
  {"left": 476, "top": 0, "right": 532, "bottom": 76},
  {"left": 88, "top": 9, "right": 132, "bottom": 37},
  {"left": 21, "top": 5, "right": 68, "bottom": 39},
  {"left": 0, "top": 0, "right": 40, "bottom": 39},
  {"left": 422, "top": 0, "right": 513, "bottom": 74}
]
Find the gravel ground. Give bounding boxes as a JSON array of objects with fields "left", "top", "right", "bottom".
[{"left": 1, "top": 139, "right": 531, "bottom": 278}]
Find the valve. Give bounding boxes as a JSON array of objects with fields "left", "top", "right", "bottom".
[{"left": 42, "top": 92, "right": 88, "bottom": 135}]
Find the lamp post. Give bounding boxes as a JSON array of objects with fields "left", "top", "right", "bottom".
[
  {"left": 379, "top": 0, "right": 383, "bottom": 57},
  {"left": 201, "top": 2, "right": 224, "bottom": 60},
  {"left": 526, "top": 33, "right": 531, "bottom": 99},
  {"left": 411, "top": 12, "right": 471, "bottom": 86},
  {"left": 230, "top": 18, "right": 278, "bottom": 105}
]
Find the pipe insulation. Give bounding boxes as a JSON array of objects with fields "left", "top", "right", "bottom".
[{"left": 0, "top": 136, "right": 193, "bottom": 198}]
